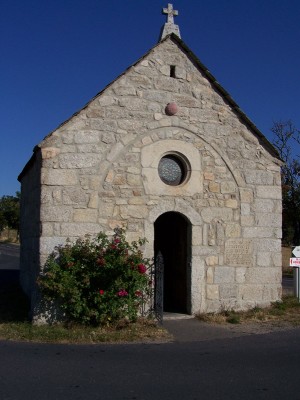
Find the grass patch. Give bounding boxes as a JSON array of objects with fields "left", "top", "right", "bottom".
[
  {"left": 0, "top": 284, "right": 170, "bottom": 344},
  {"left": 0, "top": 318, "right": 170, "bottom": 344},
  {"left": 226, "top": 313, "right": 240, "bottom": 324},
  {"left": 197, "top": 296, "right": 300, "bottom": 325}
]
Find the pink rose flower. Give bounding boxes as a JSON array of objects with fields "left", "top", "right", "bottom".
[
  {"left": 96, "top": 258, "right": 105, "bottom": 266},
  {"left": 138, "top": 264, "right": 146, "bottom": 274},
  {"left": 117, "top": 289, "right": 128, "bottom": 297}
]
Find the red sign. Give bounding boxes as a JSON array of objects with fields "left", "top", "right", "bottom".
[{"left": 290, "top": 258, "right": 300, "bottom": 267}]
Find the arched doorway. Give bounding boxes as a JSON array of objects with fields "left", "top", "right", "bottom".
[{"left": 154, "top": 212, "right": 191, "bottom": 314}]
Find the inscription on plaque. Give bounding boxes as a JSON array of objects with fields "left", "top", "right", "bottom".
[{"left": 225, "top": 239, "right": 252, "bottom": 266}]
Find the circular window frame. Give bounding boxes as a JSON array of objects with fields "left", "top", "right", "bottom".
[{"left": 158, "top": 152, "right": 191, "bottom": 186}]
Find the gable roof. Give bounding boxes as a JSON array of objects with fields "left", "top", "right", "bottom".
[
  {"left": 18, "top": 34, "right": 280, "bottom": 181},
  {"left": 166, "top": 34, "right": 280, "bottom": 159}
]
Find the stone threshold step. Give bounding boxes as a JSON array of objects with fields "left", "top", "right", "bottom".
[{"left": 163, "top": 313, "right": 194, "bottom": 321}]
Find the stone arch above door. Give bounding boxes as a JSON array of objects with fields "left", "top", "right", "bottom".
[
  {"left": 100, "top": 125, "right": 245, "bottom": 202},
  {"left": 143, "top": 199, "right": 202, "bottom": 259},
  {"left": 138, "top": 124, "right": 246, "bottom": 189}
]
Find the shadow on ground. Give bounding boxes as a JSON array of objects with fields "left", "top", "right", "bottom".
[{"left": 0, "top": 271, "right": 30, "bottom": 322}]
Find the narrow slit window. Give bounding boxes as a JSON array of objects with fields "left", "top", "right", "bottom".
[{"left": 170, "top": 65, "right": 176, "bottom": 78}]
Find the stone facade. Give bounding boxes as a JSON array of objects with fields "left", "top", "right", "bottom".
[{"left": 19, "top": 34, "right": 282, "bottom": 319}]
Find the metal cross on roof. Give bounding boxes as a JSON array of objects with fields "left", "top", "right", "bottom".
[{"left": 162, "top": 3, "right": 178, "bottom": 25}]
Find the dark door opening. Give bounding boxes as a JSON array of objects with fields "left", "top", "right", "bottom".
[{"left": 154, "top": 212, "right": 190, "bottom": 313}]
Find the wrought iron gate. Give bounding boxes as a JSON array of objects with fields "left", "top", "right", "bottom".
[
  {"left": 141, "top": 251, "right": 164, "bottom": 323},
  {"left": 153, "top": 251, "right": 164, "bottom": 324}
]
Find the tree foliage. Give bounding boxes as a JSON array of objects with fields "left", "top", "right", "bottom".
[
  {"left": 271, "top": 121, "right": 300, "bottom": 245},
  {"left": 0, "top": 192, "right": 20, "bottom": 233}
]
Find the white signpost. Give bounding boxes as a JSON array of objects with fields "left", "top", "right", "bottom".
[
  {"left": 292, "top": 246, "right": 300, "bottom": 258},
  {"left": 290, "top": 246, "right": 300, "bottom": 301},
  {"left": 290, "top": 258, "right": 300, "bottom": 267}
]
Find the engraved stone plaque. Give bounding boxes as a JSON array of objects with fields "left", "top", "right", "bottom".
[{"left": 225, "top": 239, "right": 252, "bottom": 267}]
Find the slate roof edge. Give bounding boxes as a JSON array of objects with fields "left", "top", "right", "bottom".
[
  {"left": 18, "top": 34, "right": 281, "bottom": 181},
  {"left": 166, "top": 34, "right": 280, "bottom": 160}
]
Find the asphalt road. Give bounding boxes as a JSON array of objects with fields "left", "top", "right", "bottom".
[
  {"left": 0, "top": 243, "right": 20, "bottom": 289},
  {"left": 1, "top": 328, "right": 300, "bottom": 400},
  {"left": 1, "top": 242, "right": 299, "bottom": 400},
  {"left": 0, "top": 243, "right": 19, "bottom": 269}
]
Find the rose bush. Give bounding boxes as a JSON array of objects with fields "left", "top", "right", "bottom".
[{"left": 38, "top": 229, "right": 151, "bottom": 325}]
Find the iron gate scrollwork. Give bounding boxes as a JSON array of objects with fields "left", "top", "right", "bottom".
[
  {"left": 153, "top": 251, "right": 164, "bottom": 324},
  {"left": 141, "top": 251, "right": 164, "bottom": 324},
  {"left": 140, "top": 251, "right": 164, "bottom": 324}
]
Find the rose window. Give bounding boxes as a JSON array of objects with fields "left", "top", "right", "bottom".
[{"left": 158, "top": 155, "right": 187, "bottom": 186}]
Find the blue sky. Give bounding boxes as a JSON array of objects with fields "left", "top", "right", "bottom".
[{"left": 1, "top": 0, "right": 300, "bottom": 196}]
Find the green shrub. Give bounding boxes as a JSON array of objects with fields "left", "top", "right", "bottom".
[
  {"left": 38, "top": 229, "right": 152, "bottom": 326},
  {"left": 226, "top": 315, "right": 240, "bottom": 324}
]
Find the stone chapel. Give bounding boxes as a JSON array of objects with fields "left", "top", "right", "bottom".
[{"left": 18, "top": 4, "right": 283, "bottom": 321}]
